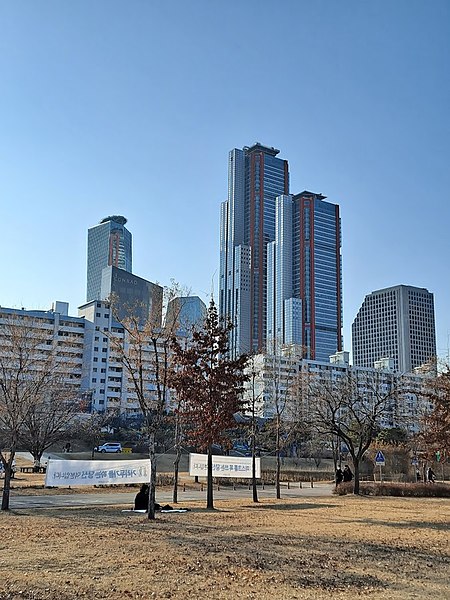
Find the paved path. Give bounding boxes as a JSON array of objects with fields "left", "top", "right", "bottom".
[{"left": 10, "top": 482, "right": 334, "bottom": 510}]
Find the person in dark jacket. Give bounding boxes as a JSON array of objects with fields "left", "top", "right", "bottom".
[
  {"left": 427, "top": 467, "right": 436, "bottom": 483},
  {"left": 134, "top": 484, "right": 149, "bottom": 510},
  {"left": 335, "top": 467, "right": 344, "bottom": 486},
  {"left": 343, "top": 465, "right": 353, "bottom": 482}
]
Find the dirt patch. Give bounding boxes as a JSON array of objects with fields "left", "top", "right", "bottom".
[{"left": 1, "top": 495, "right": 449, "bottom": 599}]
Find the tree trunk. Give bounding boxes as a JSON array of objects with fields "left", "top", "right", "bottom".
[
  {"left": 206, "top": 445, "right": 214, "bottom": 509},
  {"left": 172, "top": 415, "right": 181, "bottom": 504},
  {"left": 147, "top": 430, "right": 157, "bottom": 520},
  {"left": 173, "top": 448, "right": 181, "bottom": 504},
  {"left": 276, "top": 416, "right": 281, "bottom": 499},
  {"left": 1, "top": 454, "right": 15, "bottom": 511},
  {"left": 252, "top": 452, "right": 258, "bottom": 503},
  {"left": 353, "top": 458, "right": 360, "bottom": 495}
]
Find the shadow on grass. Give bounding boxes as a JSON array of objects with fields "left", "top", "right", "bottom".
[
  {"left": 360, "top": 518, "right": 449, "bottom": 531},
  {"left": 241, "top": 501, "right": 337, "bottom": 511}
]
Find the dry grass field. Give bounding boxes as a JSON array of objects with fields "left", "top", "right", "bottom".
[{"left": 1, "top": 491, "right": 449, "bottom": 600}]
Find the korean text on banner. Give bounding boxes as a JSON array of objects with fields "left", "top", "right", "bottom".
[
  {"left": 189, "top": 453, "right": 260, "bottom": 479},
  {"left": 45, "top": 459, "right": 151, "bottom": 487}
]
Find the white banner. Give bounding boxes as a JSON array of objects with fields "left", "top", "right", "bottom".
[
  {"left": 45, "top": 459, "right": 151, "bottom": 487},
  {"left": 189, "top": 453, "right": 260, "bottom": 479}
]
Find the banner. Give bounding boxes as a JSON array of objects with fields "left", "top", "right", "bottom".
[
  {"left": 189, "top": 453, "right": 260, "bottom": 479},
  {"left": 45, "top": 459, "right": 151, "bottom": 487}
]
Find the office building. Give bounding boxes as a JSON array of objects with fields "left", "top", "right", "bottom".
[
  {"left": 219, "top": 143, "right": 290, "bottom": 355},
  {"left": 267, "top": 191, "right": 342, "bottom": 361},
  {"left": 352, "top": 285, "right": 437, "bottom": 373},
  {"left": 87, "top": 215, "right": 132, "bottom": 302},
  {"left": 165, "top": 296, "right": 207, "bottom": 334},
  {"left": 100, "top": 265, "right": 163, "bottom": 328}
]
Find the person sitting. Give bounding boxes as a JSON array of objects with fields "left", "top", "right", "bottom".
[{"left": 134, "top": 484, "right": 149, "bottom": 510}]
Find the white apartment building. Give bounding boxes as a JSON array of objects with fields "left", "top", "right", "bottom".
[
  {"left": 244, "top": 349, "right": 433, "bottom": 432},
  {"left": 0, "top": 302, "right": 85, "bottom": 392},
  {"left": 78, "top": 299, "right": 172, "bottom": 418}
]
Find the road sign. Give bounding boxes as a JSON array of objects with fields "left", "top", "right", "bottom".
[{"left": 375, "top": 450, "right": 385, "bottom": 466}]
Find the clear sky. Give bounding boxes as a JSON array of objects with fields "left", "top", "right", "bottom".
[{"left": 1, "top": 1, "right": 449, "bottom": 359}]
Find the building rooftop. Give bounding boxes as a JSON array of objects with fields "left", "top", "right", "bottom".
[
  {"left": 243, "top": 142, "right": 280, "bottom": 156},
  {"left": 99, "top": 215, "right": 128, "bottom": 225}
]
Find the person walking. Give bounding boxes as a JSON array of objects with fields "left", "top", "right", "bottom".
[{"left": 427, "top": 467, "right": 436, "bottom": 483}]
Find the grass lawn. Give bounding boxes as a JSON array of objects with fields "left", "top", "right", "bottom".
[{"left": 0, "top": 494, "right": 449, "bottom": 599}]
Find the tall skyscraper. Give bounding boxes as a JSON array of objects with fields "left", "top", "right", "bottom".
[
  {"left": 219, "top": 143, "right": 342, "bottom": 361},
  {"left": 266, "top": 191, "right": 342, "bottom": 361},
  {"left": 86, "top": 215, "right": 132, "bottom": 302},
  {"left": 352, "top": 285, "right": 437, "bottom": 373},
  {"left": 219, "top": 143, "right": 289, "bottom": 355}
]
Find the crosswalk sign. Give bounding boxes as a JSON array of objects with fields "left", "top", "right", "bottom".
[{"left": 375, "top": 450, "right": 385, "bottom": 465}]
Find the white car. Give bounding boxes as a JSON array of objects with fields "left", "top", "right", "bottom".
[{"left": 95, "top": 442, "right": 122, "bottom": 453}]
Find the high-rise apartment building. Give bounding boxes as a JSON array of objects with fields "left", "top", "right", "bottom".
[
  {"left": 219, "top": 143, "right": 289, "bottom": 355},
  {"left": 267, "top": 191, "right": 342, "bottom": 361},
  {"left": 352, "top": 285, "right": 437, "bottom": 373},
  {"left": 87, "top": 215, "right": 132, "bottom": 302}
]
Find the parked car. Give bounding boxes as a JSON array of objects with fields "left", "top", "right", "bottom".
[{"left": 94, "top": 442, "right": 122, "bottom": 453}]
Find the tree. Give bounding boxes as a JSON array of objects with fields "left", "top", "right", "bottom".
[
  {"left": 0, "top": 312, "right": 77, "bottom": 510},
  {"left": 170, "top": 299, "right": 249, "bottom": 509},
  {"left": 108, "top": 283, "right": 185, "bottom": 520},
  {"left": 420, "top": 367, "right": 450, "bottom": 461},
  {"left": 245, "top": 355, "right": 265, "bottom": 503},
  {"left": 303, "top": 369, "right": 402, "bottom": 494},
  {"left": 263, "top": 345, "right": 300, "bottom": 499},
  {"left": 18, "top": 384, "right": 82, "bottom": 467}
]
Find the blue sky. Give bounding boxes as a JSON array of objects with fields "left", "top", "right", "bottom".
[{"left": 1, "top": 1, "right": 449, "bottom": 359}]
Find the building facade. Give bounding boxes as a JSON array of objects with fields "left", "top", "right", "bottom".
[
  {"left": 0, "top": 302, "right": 86, "bottom": 393},
  {"left": 100, "top": 265, "right": 163, "bottom": 328},
  {"left": 219, "top": 143, "right": 290, "bottom": 355},
  {"left": 243, "top": 349, "right": 432, "bottom": 433},
  {"left": 87, "top": 215, "right": 132, "bottom": 302},
  {"left": 165, "top": 296, "right": 207, "bottom": 334},
  {"left": 352, "top": 285, "right": 437, "bottom": 373},
  {"left": 266, "top": 191, "right": 342, "bottom": 361}
]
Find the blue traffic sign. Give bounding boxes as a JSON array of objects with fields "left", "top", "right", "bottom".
[{"left": 375, "top": 450, "right": 385, "bottom": 464}]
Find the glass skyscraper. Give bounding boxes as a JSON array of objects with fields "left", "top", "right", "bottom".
[
  {"left": 219, "top": 143, "right": 289, "bottom": 355},
  {"left": 86, "top": 215, "right": 132, "bottom": 302},
  {"left": 220, "top": 143, "right": 342, "bottom": 360},
  {"left": 267, "top": 191, "right": 343, "bottom": 361}
]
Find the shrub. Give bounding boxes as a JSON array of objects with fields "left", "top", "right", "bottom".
[{"left": 334, "top": 481, "right": 450, "bottom": 497}]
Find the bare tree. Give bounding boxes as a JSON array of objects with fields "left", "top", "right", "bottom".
[
  {"left": 420, "top": 366, "right": 450, "bottom": 463},
  {"left": 245, "top": 355, "right": 265, "bottom": 503},
  {"left": 263, "top": 345, "right": 300, "bottom": 499},
  {"left": 18, "top": 384, "right": 82, "bottom": 467},
  {"left": 0, "top": 312, "right": 78, "bottom": 510},
  {"left": 304, "top": 369, "right": 402, "bottom": 494},
  {"left": 108, "top": 282, "right": 186, "bottom": 520}
]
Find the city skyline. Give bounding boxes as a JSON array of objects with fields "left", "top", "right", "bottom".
[{"left": 1, "top": 2, "right": 449, "bottom": 359}]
